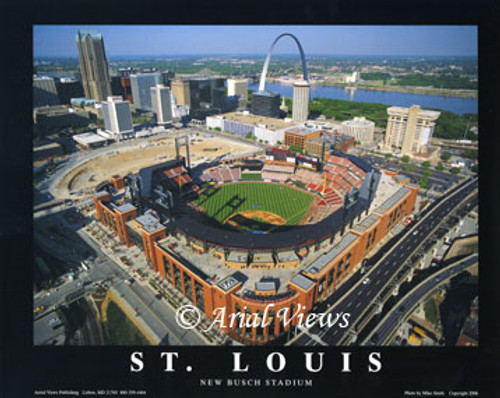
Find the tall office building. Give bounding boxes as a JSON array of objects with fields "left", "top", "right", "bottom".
[
  {"left": 33, "top": 76, "right": 59, "bottom": 108},
  {"left": 251, "top": 91, "right": 280, "bottom": 118},
  {"left": 171, "top": 80, "right": 191, "bottom": 106},
  {"left": 161, "top": 70, "right": 175, "bottom": 87},
  {"left": 76, "top": 30, "right": 112, "bottom": 103},
  {"left": 384, "top": 105, "right": 441, "bottom": 155},
  {"left": 150, "top": 84, "right": 173, "bottom": 125},
  {"left": 227, "top": 79, "right": 248, "bottom": 98},
  {"left": 101, "top": 96, "right": 134, "bottom": 141},
  {"left": 130, "top": 73, "right": 162, "bottom": 111},
  {"left": 292, "top": 80, "right": 310, "bottom": 122}
]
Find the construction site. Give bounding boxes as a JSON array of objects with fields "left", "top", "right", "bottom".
[{"left": 53, "top": 132, "right": 260, "bottom": 200}]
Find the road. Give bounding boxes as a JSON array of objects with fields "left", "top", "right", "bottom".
[
  {"left": 363, "top": 253, "right": 478, "bottom": 346},
  {"left": 290, "top": 177, "right": 478, "bottom": 346}
]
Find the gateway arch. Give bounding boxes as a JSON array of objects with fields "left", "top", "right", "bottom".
[{"left": 258, "top": 33, "right": 309, "bottom": 92}]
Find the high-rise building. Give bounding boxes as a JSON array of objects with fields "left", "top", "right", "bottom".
[
  {"left": 341, "top": 116, "right": 375, "bottom": 145},
  {"left": 76, "top": 30, "right": 112, "bottom": 103},
  {"left": 101, "top": 96, "right": 134, "bottom": 141},
  {"left": 227, "top": 79, "right": 248, "bottom": 98},
  {"left": 384, "top": 105, "right": 441, "bottom": 155},
  {"left": 161, "top": 71, "right": 175, "bottom": 87},
  {"left": 187, "top": 77, "right": 224, "bottom": 110},
  {"left": 292, "top": 80, "right": 310, "bottom": 122},
  {"left": 33, "top": 76, "right": 59, "bottom": 108},
  {"left": 150, "top": 84, "right": 173, "bottom": 125},
  {"left": 130, "top": 73, "right": 163, "bottom": 112},
  {"left": 251, "top": 91, "right": 280, "bottom": 118},
  {"left": 171, "top": 80, "right": 191, "bottom": 106}
]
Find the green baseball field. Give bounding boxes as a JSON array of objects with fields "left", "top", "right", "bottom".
[{"left": 193, "top": 182, "right": 315, "bottom": 229}]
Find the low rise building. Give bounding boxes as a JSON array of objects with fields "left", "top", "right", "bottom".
[
  {"left": 206, "top": 111, "right": 300, "bottom": 145},
  {"left": 284, "top": 126, "right": 322, "bottom": 150},
  {"left": 341, "top": 116, "right": 375, "bottom": 145}
]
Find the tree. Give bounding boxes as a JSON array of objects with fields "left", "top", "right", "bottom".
[
  {"left": 462, "top": 149, "right": 478, "bottom": 159},
  {"left": 214, "top": 127, "right": 221, "bottom": 132},
  {"left": 421, "top": 161, "right": 431, "bottom": 168},
  {"left": 403, "top": 165, "right": 414, "bottom": 172},
  {"left": 450, "top": 167, "right": 461, "bottom": 174},
  {"left": 277, "top": 141, "right": 282, "bottom": 145},
  {"left": 384, "top": 153, "right": 393, "bottom": 159},
  {"left": 422, "top": 169, "right": 433, "bottom": 177},
  {"left": 401, "top": 155, "right": 411, "bottom": 163},
  {"left": 355, "top": 140, "right": 362, "bottom": 146},
  {"left": 441, "top": 151, "right": 451, "bottom": 161},
  {"left": 419, "top": 179, "right": 428, "bottom": 189},
  {"left": 435, "top": 163, "right": 445, "bottom": 172},
  {"left": 245, "top": 132, "right": 253, "bottom": 139},
  {"left": 289, "top": 145, "right": 303, "bottom": 154}
]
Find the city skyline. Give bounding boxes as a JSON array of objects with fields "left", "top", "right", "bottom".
[{"left": 34, "top": 25, "right": 478, "bottom": 58}]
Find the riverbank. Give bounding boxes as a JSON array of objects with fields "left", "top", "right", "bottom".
[{"left": 267, "top": 78, "right": 478, "bottom": 99}]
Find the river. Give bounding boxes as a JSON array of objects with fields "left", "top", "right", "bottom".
[{"left": 248, "top": 82, "right": 477, "bottom": 115}]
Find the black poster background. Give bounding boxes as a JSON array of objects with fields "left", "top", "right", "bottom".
[{"left": 1, "top": 0, "right": 498, "bottom": 396}]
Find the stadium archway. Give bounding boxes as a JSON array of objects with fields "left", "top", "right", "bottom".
[{"left": 258, "top": 33, "right": 309, "bottom": 92}]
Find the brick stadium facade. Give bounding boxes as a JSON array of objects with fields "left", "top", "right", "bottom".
[{"left": 92, "top": 153, "right": 418, "bottom": 345}]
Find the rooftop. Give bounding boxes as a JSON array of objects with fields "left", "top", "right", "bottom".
[
  {"left": 304, "top": 232, "right": 358, "bottom": 275},
  {"left": 217, "top": 275, "right": 240, "bottom": 292},
  {"left": 387, "top": 106, "right": 441, "bottom": 119},
  {"left": 135, "top": 212, "right": 164, "bottom": 233},
  {"left": 253, "top": 90, "right": 280, "bottom": 98},
  {"left": 113, "top": 203, "right": 136, "bottom": 213},
  {"left": 216, "top": 111, "right": 298, "bottom": 131},
  {"left": 352, "top": 214, "right": 380, "bottom": 233},
  {"left": 290, "top": 273, "right": 315, "bottom": 291},
  {"left": 286, "top": 126, "right": 322, "bottom": 137},
  {"left": 276, "top": 250, "right": 300, "bottom": 263},
  {"left": 72, "top": 132, "right": 108, "bottom": 145},
  {"left": 374, "top": 186, "right": 410, "bottom": 214}
]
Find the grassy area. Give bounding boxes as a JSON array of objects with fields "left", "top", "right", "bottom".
[
  {"left": 241, "top": 172, "right": 262, "bottom": 180},
  {"left": 105, "top": 302, "right": 149, "bottom": 345},
  {"left": 193, "top": 182, "right": 314, "bottom": 226},
  {"left": 424, "top": 298, "right": 440, "bottom": 328}
]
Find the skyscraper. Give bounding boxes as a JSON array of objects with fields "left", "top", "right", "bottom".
[
  {"left": 151, "top": 84, "right": 173, "bottom": 125},
  {"left": 384, "top": 105, "right": 441, "bottom": 155},
  {"left": 130, "top": 73, "right": 163, "bottom": 111},
  {"left": 171, "top": 80, "right": 191, "bottom": 106},
  {"left": 76, "top": 30, "right": 112, "bottom": 103},
  {"left": 101, "top": 96, "right": 134, "bottom": 141},
  {"left": 292, "top": 80, "right": 310, "bottom": 122}
]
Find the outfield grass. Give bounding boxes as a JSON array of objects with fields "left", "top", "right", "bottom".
[{"left": 194, "top": 182, "right": 314, "bottom": 226}]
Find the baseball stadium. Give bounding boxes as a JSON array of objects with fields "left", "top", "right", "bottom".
[{"left": 91, "top": 133, "right": 419, "bottom": 345}]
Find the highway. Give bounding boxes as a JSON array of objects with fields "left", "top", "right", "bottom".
[
  {"left": 289, "top": 177, "right": 478, "bottom": 346},
  {"left": 362, "top": 253, "right": 478, "bottom": 346}
]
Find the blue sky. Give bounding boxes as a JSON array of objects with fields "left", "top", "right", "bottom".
[{"left": 33, "top": 25, "right": 477, "bottom": 58}]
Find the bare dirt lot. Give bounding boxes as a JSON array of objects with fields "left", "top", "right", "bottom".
[{"left": 54, "top": 136, "right": 259, "bottom": 199}]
